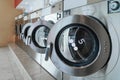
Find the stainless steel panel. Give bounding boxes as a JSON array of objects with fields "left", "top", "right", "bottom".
[
  {"left": 87, "top": 0, "right": 105, "bottom": 4},
  {"left": 15, "top": 40, "right": 62, "bottom": 80},
  {"left": 64, "top": 0, "right": 87, "bottom": 10},
  {"left": 64, "top": 0, "right": 106, "bottom": 10},
  {"left": 51, "top": 1, "right": 63, "bottom": 13},
  {"left": 26, "top": 20, "right": 53, "bottom": 53},
  {"left": 42, "top": 7, "right": 52, "bottom": 16}
]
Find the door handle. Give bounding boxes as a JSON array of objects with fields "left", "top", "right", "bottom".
[{"left": 45, "top": 42, "right": 53, "bottom": 61}]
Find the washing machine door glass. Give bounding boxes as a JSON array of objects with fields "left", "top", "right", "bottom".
[
  {"left": 33, "top": 26, "right": 50, "bottom": 48},
  {"left": 56, "top": 24, "right": 99, "bottom": 66}
]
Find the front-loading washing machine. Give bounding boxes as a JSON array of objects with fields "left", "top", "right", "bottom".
[
  {"left": 25, "top": 13, "right": 63, "bottom": 80},
  {"left": 20, "top": 22, "right": 32, "bottom": 44},
  {"left": 26, "top": 20, "right": 54, "bottom": 53},
  {"left": 45, "top": 0, "right": 120, "bottom": 80}
]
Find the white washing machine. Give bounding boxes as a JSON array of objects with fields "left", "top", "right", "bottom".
[
  {"left": 40, "top": 13, "right": 63, "bottom": 80},
  {"left": 20, "top": 23, "right": 32, "bottom": 43},
  {"left": 45, "top": 0, "right": 120, "bottom": 80}
]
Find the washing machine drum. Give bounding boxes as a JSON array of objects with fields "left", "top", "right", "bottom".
[
  {"left": 27, "top": 20, "right": 54, "bottom": 53},
  {"left": 45, "top": 15, "right": 111, "bottom": 76}
]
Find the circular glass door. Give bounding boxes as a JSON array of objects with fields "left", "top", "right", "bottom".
[
  {"left": 32, "top": 26, "right": 50, "bottom": 48},
  {"left": 56, "top": 24, "right": 99, "bottom": 67},
  {"left": 46, "top": 15, "right": 111, "bottom": 76}
]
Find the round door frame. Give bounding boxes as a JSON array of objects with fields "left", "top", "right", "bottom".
[
  {"left": 47, "top": 15, "right": 111, "bottom": 76},
  {"left": 21, "top": 23, "right": 32, "bottom": 43},
  {"left": 26, "top": 20, "right": 54, "bottom": 53}
]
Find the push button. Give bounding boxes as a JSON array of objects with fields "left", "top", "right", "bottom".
[
  {"left": 108, "top": 0, "right": 120, "bottom": 13},
  {"left": 110, "top": 1, "right": 120, "bottom": 10}
]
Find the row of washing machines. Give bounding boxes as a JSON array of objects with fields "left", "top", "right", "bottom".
[
  {"left": 15, "top": 0, "right": 120, "bottom": 80},
  {"left": 15, "top": 13, "right": 57, "bottom": 53}
]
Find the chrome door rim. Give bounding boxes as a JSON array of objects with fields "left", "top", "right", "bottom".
[
  {"left": 47, "top": 15, "right": 111, "bottom": 76},
  {"left": 27, "top": 20, "right": 54, "bottom": 53},
  {"left": 21, "top": 23, "right": 32, "bottom": 40}
]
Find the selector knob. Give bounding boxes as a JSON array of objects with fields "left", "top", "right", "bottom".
[{"left": 110, "top": 1, "right": 120, "bottom": 10}]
